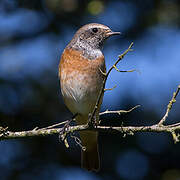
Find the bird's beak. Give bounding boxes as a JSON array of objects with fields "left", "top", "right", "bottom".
[{"left": 106, "top": 31, "right": 121, "bottom": 37}]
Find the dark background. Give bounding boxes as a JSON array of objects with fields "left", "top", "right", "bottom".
[{"left": 0, "top": 0, "right": 180, "bottom": 179}]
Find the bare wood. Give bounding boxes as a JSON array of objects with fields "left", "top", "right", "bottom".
[
  {"left": 158, "top": 85, "right": 180, "bottom": 125},
  {"left": 88, "top": 42, "right": 134, "bottom": 124},
  {"left": 99, "top": 105, "right": 140, "bottom": 116},
  {"left": 0, "top": 44, "right": 180, "bottom": 145},
  {"left": 0, "top": 85, "right": 179, "bottom": 143}
]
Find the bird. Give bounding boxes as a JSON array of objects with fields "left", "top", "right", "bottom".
[{"left": 59, "top": 23, "right": 120, "bottom": 171}]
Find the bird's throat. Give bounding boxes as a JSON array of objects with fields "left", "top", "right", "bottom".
[
  {"left": 68, "top": 38, "right": 103, "bottom": 60},
  {"left": 82, "top": 47, "right": 103, "bottom": 60}
]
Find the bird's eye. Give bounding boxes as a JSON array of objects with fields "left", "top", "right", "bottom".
[{"left": 92, "top": 28, "right": 98, "bottom": 33}]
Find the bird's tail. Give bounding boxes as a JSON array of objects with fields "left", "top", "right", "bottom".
[{"left": 79, "top": 130, "right": 100, "bottom": 171}]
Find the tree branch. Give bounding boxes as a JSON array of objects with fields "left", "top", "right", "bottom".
[
  {"left": 0, "top": 44, "right": 180, "bottom": 145},
  {"left": 0, "top": 85, "right": 180, "bottom": 143},
  {"left": 89, "top": 43, "right": 134, "bottom": 123},
  {"left": 158, "top": 85, "right": 180, "bottom": 126},
  {"left": 99, "top": 105, "right": 140, "bottom": 116}
]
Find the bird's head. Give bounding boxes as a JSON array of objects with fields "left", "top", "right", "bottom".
[{"left": 70, "top": 23, "right": 121, "bottom": 49}]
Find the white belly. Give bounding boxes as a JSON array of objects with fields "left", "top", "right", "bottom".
[{"left": 61, "top": 71, "right": 103, "bottom": 116}]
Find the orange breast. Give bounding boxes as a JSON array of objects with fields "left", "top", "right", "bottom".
[{"left": 59, "top": 48, "right": 106, "bottom": 115}]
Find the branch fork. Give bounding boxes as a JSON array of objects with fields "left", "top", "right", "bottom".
[{"left": 0, "top": 43, "right": 180, "bottom": 145}]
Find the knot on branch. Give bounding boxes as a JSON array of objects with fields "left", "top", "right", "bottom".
[
  {"left": 0, "top": 127, "right": 9, "bottom": 138},
  {"left": 171, "top": 130, "right": 180, "bottom": 144}
]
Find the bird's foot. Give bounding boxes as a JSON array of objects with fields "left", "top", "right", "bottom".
[
  {"left": 59, "top": 113, "right": 78, "bottom": 142},
  {"left": 88, "top": 113, "right": 98, "bottom": 128},
  {"left": 59, "top": 120, "right": 71, "bottom": 141}
]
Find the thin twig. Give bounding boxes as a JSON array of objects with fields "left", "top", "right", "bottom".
[
  {"left": 0, "top": 45, "right": 180, "bottom": 145},
  {"left": 159, "top": 85, "right": 180, "bottom": 125},
  {"left": 40, "top": 120, "right": 69, "bottom": 130},
  {"left": 40, "top": 113, "right": 78, "bottom": 130},
  {"left": 104, "top": 85, "right": 117, "bottom": 92},
  {"left": 0, "top": 85, "right": 179, "bottom": 143},
  {"left": 99, "top": 105, "right": 140, "bottom": 116},
  {"left": 70, "top": 134, "right": 86, "bottom": 151},
  {"left": 89, "top": 42, "right": 134, "bottom": 124},
  {"left": 113, "top": 65, "right": 137, "bottom": 73}
]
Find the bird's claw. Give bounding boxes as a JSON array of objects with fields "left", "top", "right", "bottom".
[
  {"left": 88, "top": 113, "right": 98, "bottom": 128},
  {"left": 59, "top": 120, "right": 71, "bottom": 142}
]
